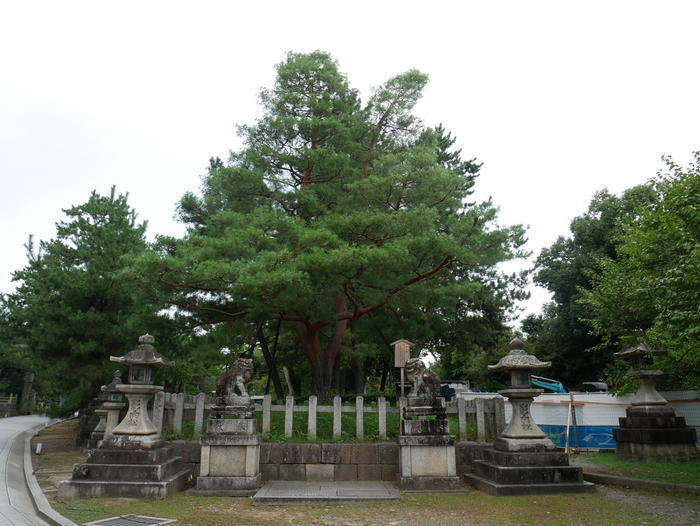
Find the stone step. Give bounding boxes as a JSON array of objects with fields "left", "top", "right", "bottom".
[
  {"left": 463, "top": 472, "right": 595, "bottom": 496},
  {"left": 473, "top": 460, "right": 584, "bottom": 485},
  {"left": 57, "top": 467, "right": 191, "bottom": 499},
  {"left": 252, "top": 481, "right": 401, "bottom": 505},
  {"left": 619, "top": 416, "right": 688, "bottom": 429},
  {"left": 70, "top": 455, "right": 184, "bottom": 482},
  {"left": 613, "top": 427, "right": 697, "bottom": 444},
  {"left": 483, "top": 448, "right": 569, "bottom": 467},
  {"left": 87, "top": 446, "right": 175, "bottom": 465}
]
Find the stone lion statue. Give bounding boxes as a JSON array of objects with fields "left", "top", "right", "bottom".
[
  {"left": 216, "top": 358, "right": 254, "bottom": 399},
  {"left": 405, "top": 358, "right": 440, "bottom": 398}
]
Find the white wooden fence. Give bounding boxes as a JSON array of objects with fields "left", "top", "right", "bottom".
[{"left": 150, "top": 392, "right": 505, "bottom": 442}]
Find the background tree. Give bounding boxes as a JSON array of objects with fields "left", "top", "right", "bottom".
[
  {"left": 1, "top": 188, "right": 181, "bottom": 412},
  {"left": 524, "top": 184, "right": 657, "bottom": 387},
  {"left": 145, "top": 51, "right": 527, "bottom": 398},
  {"left": 580, "top": 153, "right": 700, "bottom": 389}
]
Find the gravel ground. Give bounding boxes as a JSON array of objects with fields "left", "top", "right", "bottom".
[{"left": 599, "top": 485, "right": 700, "bottom": 526}]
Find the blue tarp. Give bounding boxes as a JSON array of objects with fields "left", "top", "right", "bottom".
[{"left": 539, "top": 424, "right": 618, "bottom": 449}]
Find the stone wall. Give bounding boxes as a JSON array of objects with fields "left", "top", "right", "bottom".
[
  {"left": 168, "top": 440, "right": 492, "bottom": 482},
  {"left": 260, "top": 443, "right": 399, "bottom": 481}
]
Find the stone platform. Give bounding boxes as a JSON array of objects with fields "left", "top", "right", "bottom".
[
  {"left": 57, "top": 446, "right": 190, "bottom": 499},
  {"left": 252, "top": 481, "right": 401, "bottom": 505},
  {"left": 464, "top": 446, "right": 595, "bottom": 496},
  {"left": 614, "top": 406, "right": 698, "bottom": 461}
]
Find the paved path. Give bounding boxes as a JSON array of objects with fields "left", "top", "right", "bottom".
[
  {"left": 0, "top": 415, "right": 52, "bottom": 525},
  {"left": 253, "top": 481, "right": 401, "bottom": 505}
]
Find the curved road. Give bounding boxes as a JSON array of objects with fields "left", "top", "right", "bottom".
[{"left": 0, "top": 414, "right": 52, "bottom": 525}]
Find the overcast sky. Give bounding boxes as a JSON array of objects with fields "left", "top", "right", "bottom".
[{"left": 1, "top": 1, "right": 698, "bottom": 324}]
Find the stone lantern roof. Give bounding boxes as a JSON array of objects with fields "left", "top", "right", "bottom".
[
  {"left": 109, "top": 334, "right": 174, "bottom": 367},
  {"left": 488, "top": 338, "right": 551, "bottom": 371},
  {"left": 614, "top": 342, "right": 667, "bottom": 359}
]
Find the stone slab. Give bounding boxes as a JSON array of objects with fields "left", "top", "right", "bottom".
[
  {"left": 252, "top": 481, "right": 401, "bottom": 505},
  {"left": 357, "top": 464, "right": 382, "bottom": 480},
  {"left": 187, "top": 474, "right": 261, "bottom": 496},
  {"left": 399, "top": 476, "right": 462, "bottom": 491},
  {"left": 57, "top": 468, "right": 190, "bottom": 499},
  {"left": 269, "top": 443, "right": 321, "bottom": 464},
  {"left": 463, "top": 472, "right": 595, "bottom": 496},
  {"left": 334, "top": 464, "right": 358, "bottom": 481},
  {"left": 306, "top": 464, "right": 334, "bottom": 481}
]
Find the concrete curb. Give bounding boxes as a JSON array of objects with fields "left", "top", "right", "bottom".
[
  {"left": 22, "top": 418, "right": 79, "bottom": 526},
  {"left": 582, "top": 470, "right": 700, "bottom": 495}
]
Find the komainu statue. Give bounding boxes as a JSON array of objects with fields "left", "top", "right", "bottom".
[
  {"left": 216, "top": 358, "right": 254, "bottom": 399},
  {"left": 405, "top": 358, "right": 440, "bottom": 399}
]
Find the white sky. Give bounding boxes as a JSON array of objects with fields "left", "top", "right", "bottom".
[{"left": 1, "top": 1, "right": 698, "bottom": 324}]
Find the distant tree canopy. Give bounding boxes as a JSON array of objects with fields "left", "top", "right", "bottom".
[
  {"left": 522, "top": 184, "right": 657, "bottom": 387},
  {"left": 580, "top": 153, "right": 700, "bottom": 390},
  {"left": 525, "top": 153, "right": 699, "bottom": 391},
  {"left": 0, "top": 188, "right": 201, "bottom": 412},
  {"left": 143, "top": 51, "right": 528, "bottom": 398}
]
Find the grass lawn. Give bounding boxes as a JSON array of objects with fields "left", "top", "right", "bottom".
[
  {"left": 52, "top": 489, "right": 663, "bottom": 526},
  {"left": 166, "top": 410, "right": 483, "bottom": 443},
  {"left": 582, "top": 452, "right": 700, "bottom": 486}
]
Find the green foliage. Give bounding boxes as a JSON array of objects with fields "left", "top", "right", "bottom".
[
  {"left": 525, "top": 184, "right": 657, "bottom": 388},
  {"left": 145, "top": 51, "right": 527, "bottom": 396},
  {"left": 1, "top": 188, "right": 174, "bottom": 410},
  {"left": 580, "top": 153, "right": 700, "bottom": 389}
]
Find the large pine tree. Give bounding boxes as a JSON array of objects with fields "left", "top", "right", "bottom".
[{"left": 146, "top": 51, "right": 526, "bottom": 398}]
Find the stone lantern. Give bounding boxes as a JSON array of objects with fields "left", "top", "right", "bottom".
[
  {"left": 613, "top": 343, "right": 697, "bottom": 461},
  {"left": 488, "top": 337, "right": 553, "bottom": 448},
  {"left": 104, "top": 334, "right": 173, "bottom": 449},
  {"left": 58, "top": 334, "right": 190, "bottom": 499},
  {"left": 464, "top": 338, "right": 593, "bottom": 495}
]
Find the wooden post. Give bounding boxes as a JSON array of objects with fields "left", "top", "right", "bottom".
[
  {"left": 475, "top": 397, "right": 485, "bottom": 442},
  {"left": 355, "top": 396, "right": 364, "bottom": 440},
  {"left": 262, "top": 394, "right": 272, "bottom": 435},
  {"left": 307, "top": 395, "right": 317, "bottom": 440},
  {"left": 284, "top": 395, "right": 294, "bottom": 438},
  {"left": 378, "top": 397, "right": 387, "bottom": 439},
  {"left": 333, "top": 395, "right": 342, "bottom": 439},
  {"left": 173, "top": 392, "right": 185, "bottom": 434},
  {"left": 193, "top": 392, "right": 206, "bottom": 439},
  {"left": 457, "top": 397, "right": 467, "bottom": 441}
]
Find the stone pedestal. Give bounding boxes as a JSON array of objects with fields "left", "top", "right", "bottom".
[
  {"left": 463, "top": 338, "right": 594, "bottom": 496},
  {"left": 188, "top": 395, "right": 262, "bottom": 496},
  {"left": 58, "top": 446, "right": 190, "bottom": 499},
  {"left": 614, "top": 372, "right": 698, "bottom": 461},
  {"left": 398, "top": 396, "right": 460, "bottom": 491}
]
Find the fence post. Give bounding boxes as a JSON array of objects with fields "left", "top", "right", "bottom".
[
  {"left": 458, "top": 397, "right": 467, "bottom": 441},
  {"left": 494, "top": 396, "right": 506, "bottom": 435},
  {"left": 193, "top": 392, "right": 206, "bottom": 439},
  {"left": 284, "top": 396, "right": 294, "bottom": 438},
  {"left": 308, "top": 395, "right": 317, "bottom": 440},
  {"left": 355, "top": 396, "right": 364, "bottom": 440},
  {"left": 173, "top": 392, "right": 185, "bottom": 434},
  {"left": 378, "top": 397, "right": 387, "bottom": 439},
  {"left": 475, "top": 397, "right": 485, "bottom": 442},
  {"left": 152, "top": 391, "right": 165, "bottom": 436},
  {"left": 333, "top": 396, "right": 342, "bottom": 439},
  {"left": 262, "top": 394, "right": 271, "bottom": 435}
]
